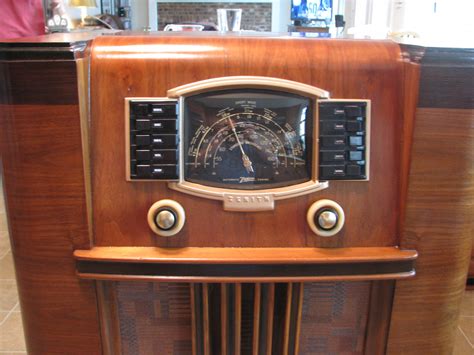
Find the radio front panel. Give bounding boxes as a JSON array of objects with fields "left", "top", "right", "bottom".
[
  {"left": 125, "top": 77, "right": 370, "bottom": 212},
  {"left": 90, "top": 36, "right": 403, "bottom": 248}
]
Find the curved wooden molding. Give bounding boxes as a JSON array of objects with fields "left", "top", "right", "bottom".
[
  {"left": 166, "top": 75, "right": 330, "bottom": 99},
  {"left": 74, "top": 247, "right": 417, "bottom": 282}
]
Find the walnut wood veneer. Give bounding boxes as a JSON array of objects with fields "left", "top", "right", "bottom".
[
  {"left": 0, "top": 39, "right": 102, "bottom": 354},
  {"left": 90, "top": 35, "right": 405, "bottom": 249}
]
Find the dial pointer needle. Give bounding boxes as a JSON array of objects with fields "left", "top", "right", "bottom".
[{"left": 227, "top": 118, "right": 254, "bottom": 173}]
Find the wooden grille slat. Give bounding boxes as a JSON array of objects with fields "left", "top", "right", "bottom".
[
  {"left": 193, "top": 282, "right": 294, "bottom": 354},
  {"left": 191, "top": 285, "right": 197, "bottom": 355},
  {"left": 234, "top": 283, "right": 242, "bottom": 354},
  {"left": 265, "top": 283, "right": 275, "bottom": 355},
  {"left": 188, "top": 281, "right": 368, "bottom": 355},
  {"left": 293, "top": 283, "right": 304, "bottom": 355},
  {"left": 202, "top": 284, "right": 210, "bottom": 355},
  {"left": 221, "top": 284, "right": 228, "bottom": 355},
  {"left": 252, "top": 283, "right": 261, "bottom": 355},
  {"left": 191, "top": 284, "right": 204, "bottom": 355},
  {"left": 283, "top": 283, "right": 293, "bottom": 355}
]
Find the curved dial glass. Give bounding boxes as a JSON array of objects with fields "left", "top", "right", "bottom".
[{"left": 183, "top": 89, "right": 313, "bottom": 190}]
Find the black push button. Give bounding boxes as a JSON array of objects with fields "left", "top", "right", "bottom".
[
  {"left": 152, "top": 165, "right": 179, "bottom": 179},
  {"left": 152, "top": 119, "right": 178, "bottom": 133},
  {"left": 135, "top": 135, "right": 151, "bottom": 146},
  {"left": 349, "top": 151, "right": 363, "bottom": 161},
  {"left": 152, "top": 150, "right": 178, "bottom": 164},
  {"left": 345, "top": 105, "right": 363, "bottom": 117},
  {"left": 321, "top": 151, "right": 346, "bottom": 162},
  {"left": 151, "top": 135, "right": 178, "bottom": 148},
  {"left": 135, "top": 149, "right": 151, "bottom": 161},
  {"left": 320, "top": 121, "right": 346, "bottom": 134},
  {"left": 346, "top": 164, "right": 362, "bottom": 176},
  {"left": 346, "top": 121, "right": 362, "bottom": 132},
  {"left": 321, "top": 136, "right": 346, "bottom": 147},
  {"left": 135, "top": 165, "right": 179, "bottom": 179},
  {"left": 349, "top": 136, "right": 363, "bottom": 146},
  {"left": 319, "top": 104, "right": 346, "bottom": 119},
  {"left": 135, "top": 119, "right": 151, "bottom": 131},
  {"left": 320, "top": 165, "right": 346, "bottom": 178},
  {"left": 151, "top": 104, "right": 178, "bottom": 117}
]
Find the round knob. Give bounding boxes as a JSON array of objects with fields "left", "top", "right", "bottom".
[
  {"left": 316, "top": 209, "right": 338, "bottom": 230},
  {"left": 147, "top": 200, "right": 185, "bottom": 237},
  {"left": 155, "top": 209, "right": 176, "bottom": 231},
  {"left": 307, "top": 199, "right": 345, "bottom": 237}
]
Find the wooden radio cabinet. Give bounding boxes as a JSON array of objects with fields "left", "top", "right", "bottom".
[{"left": 0, "top": 33, "right": 472, "bottom": 354}]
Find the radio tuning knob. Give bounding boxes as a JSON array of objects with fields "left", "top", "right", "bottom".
[
  {"left": 147, "top": 199, "right": 185, "bottom": 237},
  {"left": 317, "top": 209, "right": 338, "bottom": 230},
  {"left": 307, "top": 199, "right": 345, "bottom": 237},
  {"left": 155, "top": 209, "right": 176, "bottom": 230}
]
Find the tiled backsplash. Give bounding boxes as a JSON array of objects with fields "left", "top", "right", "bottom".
[{"left": 157, "top": 2, "right": 272, "bottom": 31}]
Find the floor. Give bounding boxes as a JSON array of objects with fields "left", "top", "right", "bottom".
[
  {"left": 0, "top": 173, "right": 26, "bottom": 354},
  {"left": 0, "top": 175, "right": 473, "bottom": 354}
]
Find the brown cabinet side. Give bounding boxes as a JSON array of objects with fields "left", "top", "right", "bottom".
[{"left": 0, "top": 47, "right": 102, "bottom": 354}]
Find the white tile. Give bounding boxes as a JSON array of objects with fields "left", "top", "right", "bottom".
[
  {"left": 0, "top": 312, "right": 26, "bottom": 352},
  {"left": 0, "top": 252, "right": 16, "bottom": 280},
  {"left": 0, "top": 232, "right": 10, "bottom": 259},
  {"left": 0, "top": 281, "right": 17, "bottom": 312}
]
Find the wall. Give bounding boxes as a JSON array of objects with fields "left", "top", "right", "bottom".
[
  {"left": 342, "top": 0, "right": 474, "bottom": 42},
  {"left": 157, "top": 2, "right": 272, "bottom": 31},
  {"left": 132, "top": 1, "right": 150, "bottom": 30}
]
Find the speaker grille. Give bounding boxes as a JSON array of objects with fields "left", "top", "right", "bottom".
[{"left": 115, "top": 281, "right": 370, "bottom": 354}]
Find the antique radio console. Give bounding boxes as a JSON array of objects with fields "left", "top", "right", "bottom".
[{"left": 0, "top": 33, "right": 472, "bottom": 355}]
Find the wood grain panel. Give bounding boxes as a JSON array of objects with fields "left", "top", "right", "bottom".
[
  {"left": 363, "top": 281, "right": 395, "bottom": 355},
  {"left": 417, "top": 47, "right": 474, "bottom": 109},
  {"left": 96, "top": 281, "right": 122, "bottom": 355},
  {"left": 399, "top": 54, "right": 422, "bottom": 232},
  {"left": 0, "top": 58, "right": 101, "bottom": 353},
  {"left": 90, "top": 35, "right": 405, "bottom": 249},
  {"left": 469, "top": 255, "right": 474, "bottom": 279},
  {"left": 387, "top": 108, "right": 474, "bottom": 354},
  {"left": 0, "top": 62, "right": 79, "bottom": 104}
]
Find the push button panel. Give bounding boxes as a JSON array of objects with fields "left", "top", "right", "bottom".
[
  {"left": 318, "top": 100, "right": 369, "bottom": 180},
  {"left": 129, "top": 100, "right": 179, "bottom": 181}
]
